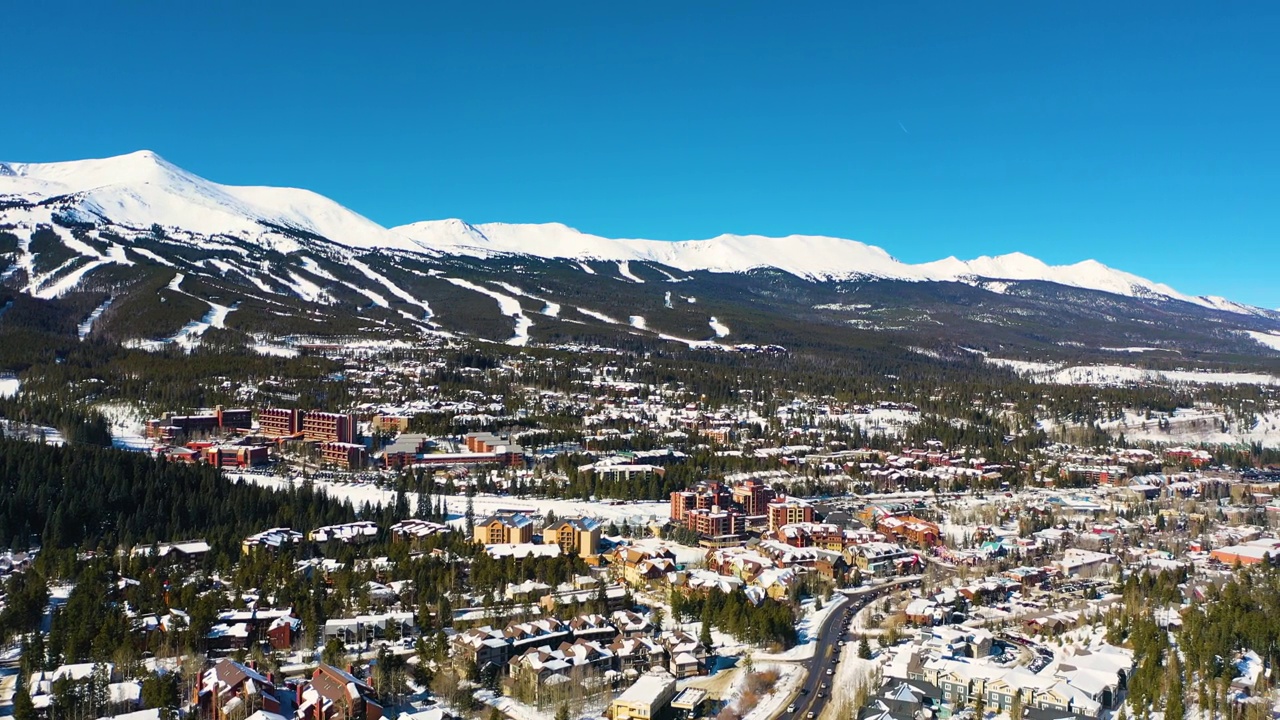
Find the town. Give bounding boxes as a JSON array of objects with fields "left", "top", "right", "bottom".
[{"left": 2, "top": 339, "right": 1280, "bottom": 720}]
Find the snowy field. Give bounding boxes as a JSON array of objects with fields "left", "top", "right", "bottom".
[
  {"left": 230, "top": 473, "right": 671, "bottom": 527},
  {"left": 987, "top": 357, "right": 1280, "bottom": 387},
  {"left": 1095, "top": 408, "right": 1280, "bottom": 448}
]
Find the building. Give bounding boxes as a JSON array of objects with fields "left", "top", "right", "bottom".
[
  {"left": 371, "top": 415, "right": 411, "bottom": 433},
  {"left": 1210, "top": 539, "right": 1280, "bottom": 566},
  {"left": 730, "top": 479, "right": 776, "bottom": 516},
  {"left": 474, "top": 513, "right": 535, "bottom": 545},
  {"left": 321, "top": 441, "right": 368, "bottom": 470},
  {"left": 380, "top": 433, "right": 433, "bottom": 469},
  {"left": 543, "top": 517, "right": 602, "bottom": 556},
  {"left": 195, "top": 659, "right": 280, "bottom": 720},
  {"left": 585, "top": 464, "right": 666, "bottom": 484},
  {"left": 298, "top": 664, "right": 383, "bottom": 720},
  {"left": 258, "top": 408, "right": 302, "bottom": 438},
  {"left": 685, "top": 507, "right": 745, "bottom": 538},
  {"left": 462, "top": 432, "right": 527, "bottom": 466},
  {"left": 610, "top": 670, "right": 677, "bottom": 720},
  {"left": 303, "top": 411, "right": 356, "bottom": 444},
  {"left": 203, "top": 445, "right": 269, "bottom": 468},
  {"left": 766, "top": 497, "right": 814, "bottom": 532},
  {"left": 242, "top": 528, "right": 303, "bottom": 555}
]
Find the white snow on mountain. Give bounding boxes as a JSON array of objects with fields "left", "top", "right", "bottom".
[
  {"left": 0, "top": 150, "right": 429, "bottom": 254},
  {"left": 395, "top": 220, "right": 1247, "bottom": 313},
  {"left": 0, "top": 151, "right": 1268, "bottom": 316}
]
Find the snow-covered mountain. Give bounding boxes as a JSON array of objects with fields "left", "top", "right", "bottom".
[
  {"left": 396, "top": 219, "right": 1220, "bottom": 309},
  {"left": 0, "top": 150, "right": 1252, "bottom": 312},
  {"left": 3, "top": 150, "right": 1279, "bottom": 360},
  {"left": 0, "top": 150, "right": 429, "bottom": 255}
]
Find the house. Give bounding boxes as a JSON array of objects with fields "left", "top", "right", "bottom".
[
  {"left": 195, "top": 659, "right": 280, "bottom": 720},
  {"left": 661, "top": 631, "right": 708, "bottom": 678},
  {"left": 610, "top": 670, "right": 677, "bottom": 720},
  {"left": 617, "top": 547, "right": 678, "bottom": 585},
  {"left": 297, "top": 664, "right": 383, "bottom": 720}
]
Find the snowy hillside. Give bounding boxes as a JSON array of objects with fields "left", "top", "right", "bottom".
[
  {"left": 395, "top": 222, "right": 1242, "bottom": 313},
  {"left": 0, "top": 150, "right": 429, "bottom": 254},
  {"left": 0, "top": 150, "right": 1264, "bottom": 315}
]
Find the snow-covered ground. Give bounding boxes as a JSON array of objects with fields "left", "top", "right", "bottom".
[
  {"left": 97, "top": 401, "right": 152, "bottom": 451},
  {"left": 988, "top": 357, "right": 1280, "bottom": 386},
  {"left": 1094, "top": 408, "right": 1280, "bottom": 448},
  {"left": 229, "top": 474, "right": 671, "bottom": 527},
  {"left": 77, "top": 297, "right": 114, "bottom": 340},
  {"left": 709, "top": 317, "right": 730, "bottom": 338},
  {"left": 0, "top": 376, "right": 19, "bottom": 398},
  {"left": 1247, "top": 331, "right": 1280, "bottom": 352},
  {"left": 617, "top": 261, "right": 645, "bottom": 283},
  {"left": 576, "top": 307, "right": 622, "bottom": 325}
]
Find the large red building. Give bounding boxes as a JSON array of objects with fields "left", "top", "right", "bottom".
[
  {"left": 766, "top": 497, "right": 815, "bottom": 532},
  {"left": 259, "top": 408, "right": 302, "bottom": 438},
  {"left": 303, "top": 411, "right": 356, "bottom": 444}
]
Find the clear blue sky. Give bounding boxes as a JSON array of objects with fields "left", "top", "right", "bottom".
[{"left": 3, "top": 2, "right": 1279, "bottom": 306}]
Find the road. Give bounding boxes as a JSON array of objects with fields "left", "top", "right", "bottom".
[{"left": 783, "top": 576, "right": 922, "bottom": 720}]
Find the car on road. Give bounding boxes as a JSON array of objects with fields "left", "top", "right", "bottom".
[
  {"left": 827, "top": 668, "right": 834, "bottom": 675},
  {"left": 788, "top": 705, "right": 796, "bottom": 714},
  {"left": 807, "top": 713, "right": 816, "bottom": 719}
]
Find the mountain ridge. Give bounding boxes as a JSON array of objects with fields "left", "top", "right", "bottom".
[{"left": 0, "top": 150, "right": 1258, "bottom": 315}]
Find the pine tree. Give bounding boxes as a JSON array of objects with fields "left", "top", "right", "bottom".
[{"left": 13, "top": 673, "right": 35, "bottom": 720}]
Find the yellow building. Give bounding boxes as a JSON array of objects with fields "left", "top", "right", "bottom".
[
  {"left": 610, "top": 670, "right": 676, "bottom": 720},
  {"left": 542, "top": 517, "right": 602, "bottom": 556},
  {"left": 473, "top": 513, "right": 534, "bottom": 545}
]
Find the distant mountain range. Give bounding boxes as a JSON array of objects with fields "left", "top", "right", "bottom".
[{"left": 2, "top": 150, "right": 1278, "bottom": 364}]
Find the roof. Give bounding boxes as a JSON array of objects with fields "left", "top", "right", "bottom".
[{"left": 614, "top": 671, "right": 676, "bottom": 706}]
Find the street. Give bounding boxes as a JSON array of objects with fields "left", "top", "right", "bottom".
[{"left": 783, "top": 576, "right": 922, "bottom": 720}]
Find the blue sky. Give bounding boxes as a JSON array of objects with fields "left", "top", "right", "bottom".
[{"left": 3, "top": 2, "right": 1279, "bottom": 306}]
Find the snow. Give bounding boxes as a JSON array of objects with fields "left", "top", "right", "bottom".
[
  {"left": 756, "top": 595, "right": 848, "bottom": 662},
  {"left": 298, "top": 255, "right": 338, "bottom": 281},
  {"left": 1246, "top": 331, "right": 1280, "bottom": 352},
  {"left": 155, "top": 271, "right": 238, "bottom": 350},
  {"left": 0, "top": 150, "right": 432, "bottom": 254},
  {"left": 392, "top": 219, "right": 1255, "bottom": 313},
  {"left": 617, "top": 261, "right": 645, "bottom": 283},
  {"left": 346, "top": 257, "right": 434, "bottom": 320},
  {"left": 129, "top": 247, "right": 175, "bottom": 266},
  {"left": 493, "top": 282, "right": 560, "bottom": 317},
  {"left": 286, "top": 271, "right": 336, "bottom": 305},
  {"left": 732, "top": 663, "right": 806, "bottom": 720},
  {"left": 229, "top": 474, "right": 671, "bottom": 526},
  {"left": 0, "top": 377, "right": 19, "bottom": 398},
  {"left": 988, "top": 357, "right": 1280, "bottom": 387},
  {"left": 0, "top": 151, "right": 1266, "bottom": 315},
  {"left": 629, "top": 315, "right": 647, "bottom": 330},
  {"left": 339, "top": 280, "right": 389, "bottom": 308},
  {"left": 442, "top": 277, "right": 532, "bottom": 346},
  {"left": 252, "top": 343, "right": 301, "bottom": 358},
  {"left": 576, "top": 308, "right": 623, "bottom": 325},
  {"left": 1095, "top": 408, "right": 1280, "bottom": 448},
  {"left": 34, "top": 259, "right": 109, "bottom": 299},
  {"left": 709, "top": 317, "right": 730, "bottom": 338},
  {"left": 78, "top": 297, "right": 114, "bottom": 340}
]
